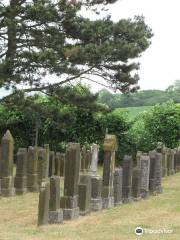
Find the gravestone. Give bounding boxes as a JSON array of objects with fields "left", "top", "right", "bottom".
[
  {"left": 132, "top": 168, "right": 142, "bottom": 201},
  {"left": 1, "top": 130, "right": 15, "bottom": 197},
  {"left": 27, "top": 146, "right": 39, "bottom": 192},
  {"left": 14, "top": 148, "right": 27, "bottom": 194},
  {"left": 80, "top": 146, "right": 86, "bottom": 172},
  {"left": 61, "top": 143, "right": 80, "bottom": 220},
  {"left": 102, "top": 134, "right": 117, "bottom": 208},
  {"left": 60, "top": 153, "right": 65, "bottom": 177},
  {"left": 162, "top": 147, "right": 168, "bottom": 177},
  {"left": 85, "top": 150, "right": 92, "bottom": 172},
  {"left": 155, "top": 151, "right": 163, "bottom": 193},
  {"left": 90, "top": 144, "right": 99, "bottom": 175},
  {"left": 37, "top": 181, "right": 50, "bottom": 226},
  {"left": 139, "top": 154, "right": 150, "bottom": 198},
  {"left": 49, "top": 176, "right": 63, "bottom": 224},
  {"left": 122, "top": 155, "right": 133, "bottom": 203},
  {"left": 113, "top": 167, "right": 123, "bottom": 206},
  {"left": 38, "top": 148, "right": 46, "bottom": 185},
  {"left": 174, "top": 148, "right": 180, "bottom": 173},
  {"left": 136, "top": 151, "right": 142, "bottom": 168},
  {"left": 54, "top": 152, "right": 61, "bottom": 176},
  {"left": 149, "top": 151, "right": 157, "bottom": 195},
  {"left": 78, "top": 174, "right": 91, "bottom": 216},
  {"left": 91, "top": 175, "right": 102, "bottom": 211},
  {"left": 167, "top": 148, "right": 175, "bottom": 175},
  {"left": 49, "top": 151, "right": 55, "bottom": 177}
]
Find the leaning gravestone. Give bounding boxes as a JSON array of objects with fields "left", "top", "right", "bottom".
[
  {"left": 1, "top": 130, "right": 15, "bottom": 196},
  {"left": 61, "top": 143, "right": 80, "bottom": 220},
  {"left": 90, "top": 144, "right": 99, "bottom": 175},
  {"left": 78, "top": 174, "right": 91, "bottom": 216},
  {"left": 102, "top": 134, "right": 117, "bottom": 208},
  {"left": 132, "top": 168, "right": 142, "bottom": 201},
  {"left": 139, "top": 154, "right": 150, "bottom": 199},
  {"left": 91, "top": 175, "right": 102, "bottom": 211},
  {"left": 27, "top": 146, "right": 39, "bottom": 192},
  {"left": 38, "top": 181, "right": 50, "bottom": 226},
  {"left": 113, "top": 167, "right": 123, "bottom": 206},
  {"left": 122, "top": 155, "right": 133, "bottom": 203},
  {"left": 49, "top": 176, "right": 63, "bottom": 224},
  {"left": 14, "top": 148, "right": 27, "bottom": 194}
]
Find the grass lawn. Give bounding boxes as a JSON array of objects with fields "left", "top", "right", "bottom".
[{"left": 0, "top": 173, "right": 180, "bottom": 240}]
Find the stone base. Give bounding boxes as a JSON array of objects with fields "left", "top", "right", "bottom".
[
  {"left": 141, "top": 190, "right": 149, "bottom": 199},
  {"left": 79, "top": 209, "right": 91, "bottom": 216},
  {"left": 133, "top": 197, "right": 141, "bottom": 202},
  {"left": 123, "top": 197, "right": 133, "bottom": 204},
  {"left": 114, "top": 200, "right": 123, "bottom": 206},
  {"left": 15, "top": 188, "right": 27, "bottom": 195},
  {"left": 63, "top": 207, "right": 79, "bottom": 220},
  {"left": 1, "top": 188, "right": 15, "bottom": 197},
  {"left": 102, "top": 197, "right": 114, "bottom": 209},
  {"left": 49, "top": 210, "right": 63, "bottom": 224},
  {"left": 91, "top": 198, "right": 102, "bottom": 211}
]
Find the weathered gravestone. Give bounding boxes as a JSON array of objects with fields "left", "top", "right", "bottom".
[
  {"left": 54, "top": 152, "right": 61, "bottom": 176},
  {"left": 14, "top": 148, "right": 27, "bottom": 194},
  {"left": 102, "top": 134, "right": 117, "bottom": 208},
  {"left": 80, "top": 146, "right": 86, "bottom": 172},
  {"left": 37, "top": 181, "right": 50, "bottom": 226},
  {"left": 60, "top": 143, "right": 80, "bottom": 220},
  {"left": 90, "top": 144, "right": 99, "bottom": 175},
  {"left": 136, "top": 151, "right": 142, "bottom": 168},
  {"left": 38, "top": 147, "right": 49, "bottom": 185},
  {"left": 78, "top": 174, "right": 91, "bottom": 216},
  {"left": 91, "top": 175, "right": 102, "bottom": 211},
  {"left": 122, "top": 155, "right": 133, "bottom": 203},
  {"left": 174, "top": 148, "right": 180, "bottom": 173},
  {"left": 1, "top": 130, "right": 15, "bottom": 197},
  {"left": 167, "top": 148, "right": 175, "bottom": 175},
  {"left": 59, "top": 153, "right": 65, "bottom": 177},
  {"left": 113, "top": 167, "right": 123, "bottom": 206},
  {"left": 139, "top": 154, "right": 150, "bottom": 199},
  {"left": 49, "top": 151, "right": 55, "bottom": 177},
  {"left": 156, "top": 142, "right": 167, "bottom": 177},
  {"left": 132, "top": 168, "right": 142, "bottom": 201},
  {"left": 27, "top": 146, "right": 39, "bottom": 192},
  {"left": 49, "top": 176, "right": 63, "bottom": 224},
  {"left": 149, "top": 150, "right": 162, "bottom": 194}
]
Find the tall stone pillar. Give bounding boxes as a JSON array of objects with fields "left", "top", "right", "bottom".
[
  {"left": 102, "top": 134, "right": 117, "bottom": 209},
  {"left": 1, "top": 130, "right": 15, "bottom": 196},
  {"left": 80, "top": 146, "right": 86, "bottom": 172},
  {"left": 122, "top": 155, "right": 133, "bottom": 203},
  {"left": 91, "top": 175, "right": 102, "bottom": 211},
  {"left": 155, "top": 152, "right": 163, "bottom": 193},
  {"left": 27, "top": 146, "right": 39, "bottom": 192},
  {"left": 49, "top": 176, "right": 63, "bottom": 224},
  {"left": 61, "top": 143, "right": 80, "bottom": 220},
  {"left": 54, "top": 152, "right": 61, "bottom": 176},
  {"left": 49, "top": 151, "right": 55, "bottom": 177},
  {"left": 113, "top": 167, "right": 123, "bottom": 206},
  {"left": 132, "top": 168, "right": 142, "bottom": 201},
  {"left": 149, "top": 151, "right": 157, "bottom": 195},
  {"left": 59, "top": 153, "right": 65, "bottom": 177},
  {"left": 136, "top": 151, "right": 142, "bottom": 168},
  {"left": 37, "top": 181, "right": 50, "bottom": 226},
  {"left": 139, "top": 154, "right": 150, "bottom": 198},
  {"left": 162, "top": 147, "right": 168, "bottom": 177},
  {"left": 14, "top": 148, "right": 27, "bottom": 194},
  {"left": 90, "top": 144, "right": 99, "bottom": 175}
]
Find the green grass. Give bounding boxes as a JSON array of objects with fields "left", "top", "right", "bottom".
[
  {"left": 125, "top": 106, "right": 153, "bottom": 119},
  {"left": 0, "top": 172, "right": 180, "bottom": 240}
]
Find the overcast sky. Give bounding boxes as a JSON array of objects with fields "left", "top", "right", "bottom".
[
  {"left": 1, "top": 0, "right": 180, "bottom": 97},
  {"left": 107, "top": 0, "right": 180, "bottom": 91}
]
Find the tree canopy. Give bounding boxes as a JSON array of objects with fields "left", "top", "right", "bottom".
[{"left": 0, "top": 0, "right": 152, "bottom": 96}]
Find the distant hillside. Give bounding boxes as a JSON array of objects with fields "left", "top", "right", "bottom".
[{"left": 98, "top": 80, "right": 180, "bottom": 109}]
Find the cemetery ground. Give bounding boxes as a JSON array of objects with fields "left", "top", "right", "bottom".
[{"left": 0, "top": 171, "right": 180, "bottom": 240}]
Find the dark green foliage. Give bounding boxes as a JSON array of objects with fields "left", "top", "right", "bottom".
[{"left": 0, "top": 0, "right": 152, "bottom": 95}]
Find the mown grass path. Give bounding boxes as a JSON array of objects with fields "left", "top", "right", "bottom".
[{"left": 0, "top": 173, "right": 180, "bottom": 240}]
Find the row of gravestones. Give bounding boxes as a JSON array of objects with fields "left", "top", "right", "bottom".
[
  {"left": 0, "top": 130, "right": 65, "bottom": 197},
  {"left": 0, "top": 130, "right": 180, "bottom": 226},
  {"left": 37, "top": 135, "right": 180, "bottom": 226}
]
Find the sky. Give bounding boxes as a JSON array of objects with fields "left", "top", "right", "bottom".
[
  {"left": 107, "top": 0, "right": 180, "bottom": 91},
  {"left": 1, "top": 0, "right": 180, "bottom": 97}
]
